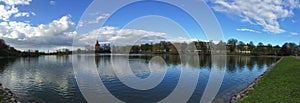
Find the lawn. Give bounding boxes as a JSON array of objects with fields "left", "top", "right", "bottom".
[
  {"left": 0, "top": 90, "right": 4, "bottom": 103},
  {"left": 239, "top": 57, "right": 300, "bottom": 102}
]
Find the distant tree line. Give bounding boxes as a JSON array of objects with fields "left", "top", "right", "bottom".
[
  {"left": 112, "top": 41, "right": 212, "bottom": 55},
  {"left": 1, "top": 38, "right": 300, "bottom": 57},
  {"left": 226, "top": 38, "right": 299, "bottom": 56},
  {"left": 0, "top": 39, "right": 43, "bottom": 57},
  {"left": 112, "top": 38, "right": 300, "bottom": 56},
  {"left": 0, "top": 39, "right": 20, "bottom": 57}
]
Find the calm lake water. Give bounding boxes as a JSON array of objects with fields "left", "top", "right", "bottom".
[{"left": 0, "top": 54, "right": 279, "bottom": 103}]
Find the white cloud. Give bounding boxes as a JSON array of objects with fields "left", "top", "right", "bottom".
[
  {"left": 14, "top": 12, "right": 30, "bottom": 17},
  {"left": 290, "top": 32, "right": 298, "bottom": 35},
  {"left": 14, "top": 11, "right": 35, "bottom": 17},
  {"left": 0, "top": 15, "right": 75, "bottom": 50},
  {"left": 88, "top": 13, "right": 110, "bottom": 24},
  {"left": 74, "top": 26, "right": 205, "bottom": 50},
  {"left": 50, "top": 0, "right": 55, "bottom": 6},
  {"left": 211, "top": 0, "right": 300, "bottom": 34},
  {"left": 0, "top": 0, "right": 32, "bottom": 5},
  {"left": 0, "top": 5, "right": 19, "bottom": 21},
  {"left": 236, "top": 28, "right": 261, "bottom": 33},
  {"left": 78, "top": 13, "right": 110, "bottom": 27},
  {"left": 78, "top": 21, "right": 84, "bottom": 28},
  {"left": 0, "top": 14, "right": 171, "bottom": 51},
  {"left": 75, "top": 26, "right": 168, "bottom": 46},
  {"left": 0, "top": 0, "right": 33, "bottom": 21}
]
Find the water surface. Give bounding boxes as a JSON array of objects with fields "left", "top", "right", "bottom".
[{"left": 0, "top": 55, "right": 279, "bottom": 102}]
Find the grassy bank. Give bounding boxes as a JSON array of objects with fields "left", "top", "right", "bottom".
[
  {"left": 239, "top": 57, "right": 300, "bottom": 102},
  {"left": 0, "top": 90, "right": 4, "bottom": 103}
]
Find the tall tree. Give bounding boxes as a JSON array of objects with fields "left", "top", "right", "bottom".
[
  {"left": 181, "top": 42, "right": 188, "bottom": 53},
  {"left": 160, "top": 41, "right": 171, "bottom": 53},
  {"left": 280, "top": 43, "right": 289, "bottom": 56},
  {"left": 227, "top": 38, "right": 238, "bottom": 53},
  {"left": 266, "top": 44, "right": 273, "bottom": 55},
  {"left": 130, "top": 45, "right": 140, "bottom": 53},
  {"left": 253, "top": 42, "right": 265, "bottom": 55},
  {"left": 273, "top": 45, "right": 281, "bottom": 55},
  {"left": 194, "top": 41, "right": 209, "bottom": 54},
  {"left": 238, "top": 41, "right": 246, "bottom": 53},
  {"left": 299, "top": 43, "right": 300, "bottom": 55},
  {"left": 141, "top": 43, "right": 152, "bottom": 53},
  {"left": 280, "top": 42, "right": 299, "bottom": 56},
  {"left": 168, "top": 44, "right": 178, "bottom": 54},
  {"left": 289, "top": 43, "right": 299, "bottom": 55},
  {"left": 247, "top": 41, "right": 255, "bottom": 52},
  {"left": 258, "top": 42, "right": 264, "bottom": 47}
]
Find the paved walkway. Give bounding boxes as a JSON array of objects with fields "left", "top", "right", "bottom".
[{"left": 294, "top": 56, "right": 300, "bottom": 60}]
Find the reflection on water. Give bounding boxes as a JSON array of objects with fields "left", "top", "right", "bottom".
[
  {"left": 0, "top": 56, "right": 85, "bottom": 103},
  {"left": 0, "top": 55, "right": 279, "bottom": 102}
]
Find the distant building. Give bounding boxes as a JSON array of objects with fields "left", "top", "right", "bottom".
[
  {"left": 95, "top": 40, "right": 111, "bottom": 53},
  {"left": 95, "top": 40, "right": 101, "bottom": 52}
]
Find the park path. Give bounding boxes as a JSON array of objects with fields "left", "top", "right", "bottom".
[{"left": 294, "top": 56, "right": 300, "bottom": 60}]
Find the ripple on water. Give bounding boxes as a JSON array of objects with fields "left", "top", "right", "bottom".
[{"left": 0, "top": 55, "right": 279, "bottom": 102}]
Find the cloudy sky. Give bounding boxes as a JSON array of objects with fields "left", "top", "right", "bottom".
[{"left": 0, "top": 0, "right": 299, "bottom": 51}]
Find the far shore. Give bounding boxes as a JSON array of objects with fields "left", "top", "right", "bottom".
[{"left": 0, "top": 52, "right": 288, "bottom": 58}]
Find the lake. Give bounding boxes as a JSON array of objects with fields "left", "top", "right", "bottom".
[{"left": 0, "top": 54, "right": 279, "bottom": 103}]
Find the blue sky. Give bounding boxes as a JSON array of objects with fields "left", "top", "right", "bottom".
[
  {"left": 0, "top": 0, "right": 299, "bottom": 51},
  {"left": 9, "top": 0, "right": 92, "bottom": 26}
]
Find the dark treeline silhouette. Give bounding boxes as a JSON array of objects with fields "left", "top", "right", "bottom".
[
  {"left": 1, "top": 38, "right": 300, "bottom": 57},
  {"left": 116, "top": 38, "right": 299, "bottom": 56},
  {"left": 226, "top": 38, "right": 299, "bottom": 56},
  {"left": 112, "top": 41, "right": 211, "bottom": 55},
  {"left": 49, "top": 49, "right": 72, "bottom": 55},
  {"left": 0, "top": 39, "right": 20, "bottom": 57},
  {"left": 0, "top": 39, "right": 44, "bottom": 57}
]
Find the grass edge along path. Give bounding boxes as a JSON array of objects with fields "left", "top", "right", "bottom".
[
  {"left": 230, "top": 57, "right": 283, "bottom": 102},
  {"left": 236, "top": 57, "right": 300, "bottom": 103}
]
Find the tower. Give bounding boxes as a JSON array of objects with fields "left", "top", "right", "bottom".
[{"left": 95, "top": 40, "right": 100, "bottom": 52}]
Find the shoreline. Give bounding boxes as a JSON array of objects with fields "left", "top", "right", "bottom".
[
  {"left": 230, "top": 57, "right": 283, "bottom": 102},
  {"left": 0, "top": 83, "right": 21, "bottom": 103}
]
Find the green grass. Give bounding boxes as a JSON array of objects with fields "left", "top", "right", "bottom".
[
  {"left": 239, "top": 57, "right": 300, "bottom": 103},
  {"left": 0, "top": 90, "right": 4, "bottom": 103}
]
